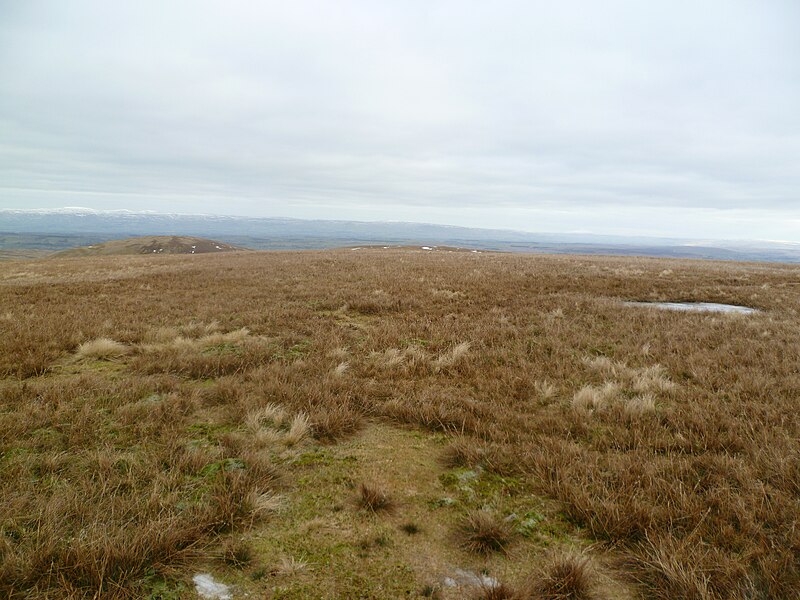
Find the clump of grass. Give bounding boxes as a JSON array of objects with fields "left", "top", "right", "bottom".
[
  {"left": 434, "top": 341, "right": 472, "bottom": 370},
  {"left": 274, "top": 555, "right": 308, "bottom": 576},
  {"left": 221, "top": 537, "right": 254, "bottom": 568},
  {"left": 356, "top": 482, "right": 393, "bottom": 513},
  {"left": 632, "top": 364, "right": 677, "bottom": 394},
  {"left": 629, "top": 536, "right": 715, "bottom": 600},
  {"left": 284, "top": 413, "right": 310, "bottom": 446},
  {"left": 76, "top": 337, "right": 129, "bottom": 360},
  {"left": 520, "top": 552, "right": 600, "bottom": 600},
  {"left": 333, "top": 361, "right": 349, "bottom": 376},
  {"left": 400, "top": 522, "right": 421, "bottom": 535},
  {"left": 245, "top": 403, "right": 287, "bottom": 431},
  {"left": 310, "top": 404, "right": 363, "bottom": 442},
  {"left": 582, "top": 355, "right": 621, "bottom": 377},
  {"left": 535, "top": 380, "right": 557, "bottom": 402},
  {"left": 246, "top": 491, "right": 283, "bottom": 522},
  {"left": 623, "top": 393, "right": 657, "bottom": 417},
  {"left": 457, "top": 510, "right": 514, "bottom": 555},
  {"left": 571, "top": 382, "right": 620, "bottom": 412}
]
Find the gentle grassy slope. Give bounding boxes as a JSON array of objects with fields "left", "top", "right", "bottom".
[
  {"left": 1, "top": 248, "right": 799, "bottom": 598},
  {"left": 52, "top": 235, "right": 246, "bottom": 257}
]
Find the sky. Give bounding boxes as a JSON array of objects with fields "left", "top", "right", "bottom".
[{"left": 1, "top": 1, "right": 799, "bottom": 240}]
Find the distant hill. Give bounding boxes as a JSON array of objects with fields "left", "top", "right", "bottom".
[
  {"left": 2, "top": 208, "right": 799, "bottom": 263},
  {"left": 53, "top": 236, "right": 247, "bottom": 257}
]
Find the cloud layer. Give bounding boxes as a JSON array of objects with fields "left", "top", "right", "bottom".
[{"left": 1, "top": 1, "right": 799, "bottom": 239}]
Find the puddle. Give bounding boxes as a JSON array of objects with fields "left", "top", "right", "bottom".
[
  {"left": 624, "top": 302, "right": 757, "bottom": 314},
  {"left": 193, "top": 573, "right": 232, "bottom": 599}
]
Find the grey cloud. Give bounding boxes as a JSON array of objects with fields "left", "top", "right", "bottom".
[{"left": 1, "top": 0, "right": 799, "bottom": 239}]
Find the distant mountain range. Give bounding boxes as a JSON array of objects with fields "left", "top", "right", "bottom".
[{"left": 1, "top": 207, "right": 799, "bottom": 263}]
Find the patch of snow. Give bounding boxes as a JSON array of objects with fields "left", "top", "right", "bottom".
[
  {"left": 452, "top": 569, "right": 499, "bottom": 588},
  {"left": 193, "top": 573, "right": 232, "bottom": 599},
  {"left": 441, "top": 568, "right": 500, "bottom": 590},
  {"left": 624, "top": 302, "right": 757, "bottom": 314}
]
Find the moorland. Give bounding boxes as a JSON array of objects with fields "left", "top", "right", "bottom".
[{"left": 1, "top": 247, "right": 798, "bottom": 599}]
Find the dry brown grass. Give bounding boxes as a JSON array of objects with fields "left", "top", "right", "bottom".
[
  {"left": 355, "top": 482, "right": 394, "bottom": 513},
  {"left": 520, "top": 552, "right": 601, "bottom": 599},
  {"left": 76, "top": 337, "right": 129, "bottom": 360},
  {"left": 457, "top": 510, "right": 515, "bottom": 555},
  {"left": 472, "top": 582, "right": 518, "bottom": 599},
  {"left": 1, "top": 249, "right": 799, "bottom": 597}
]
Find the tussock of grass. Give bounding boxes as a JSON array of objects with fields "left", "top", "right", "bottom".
[
  {"left": 400, "top": 522, "right": 421, "bottom": 535},
  {"left": 140, "top": 327, "right": 250, "bottom": 353},
  {"left": 220, "top": 537, "right": 254, "bottom": 567},
  {"left": 274, "top": 555, "right": 308, "bottom": 576},
  {"left": 356, "top": 482, "right": 393, "bottom": 513},
  {"left": 434, "top": 341, "right": 472, "bottom": 370},
  {"left": 284, "top": 413, "right": 310, "bottom": 446},
  {"left": 631, "top": 364, "right": 677, "bottom": 394},
  {"left": 520, "top": 552, "right": 601, "bottom": 600},
  {"left": 309, "top": 403, "right": 363, "bottom": 442},
  {"left": 535, "top": 380, "right": 557, "bottom": 402},
  {"left": 333, "top": 361, "right": 350, "bottom": 376},
  {"left": 571, "top": 382, "right": 620, "bottom": 412},
  {"left": 457, "top": 510, "right": 514, "bottom": 555},
  {"left": 246, "top": 491, "right": 283, "bottom": 521},
  {"left": 624, "top": 393, "right": 657, "bottom": 417},
  {"left": 245, "top": 403, "right": 288, "bottom": 431},
  {"left": 76, "top": 337, "right": 129, "bottom": 360}
]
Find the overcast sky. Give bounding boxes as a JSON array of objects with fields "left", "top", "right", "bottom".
[{"left": 1, "top": 1, "right": 799, "bottom": 240}]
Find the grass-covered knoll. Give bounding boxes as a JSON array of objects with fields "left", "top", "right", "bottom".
[
  {"left": 1, "top": 248, "right": 799, "bottom": 598},
  {"left": 53, "top": 235, "right": 246, "bottom": 258}
]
